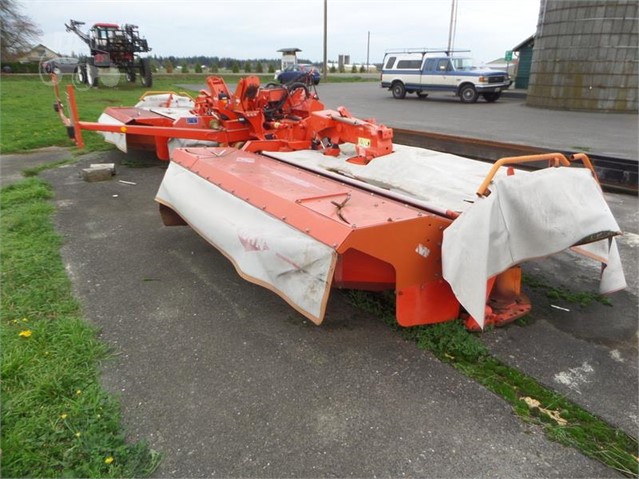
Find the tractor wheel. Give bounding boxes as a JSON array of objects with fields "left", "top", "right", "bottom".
[
  {"left": 391, "top": 82, "right": 406, "bottom": 99},
  {"left": 126, "top": 70, "right": 136, "bottom": 83},
  {"left": 287, "top": 82, "right": 309, "bottom": 96},
  {"left": 140, "top": 58, "right": 153, "bottom": 88},
  {"left": 86, "top": 62, "right": 99, "bottom": 87},
  {"left": 74, "top": 65, "right": 87, "bottom": 84},
  {"left": 459, "top": 84, "right": 478, "bottom": 103}
]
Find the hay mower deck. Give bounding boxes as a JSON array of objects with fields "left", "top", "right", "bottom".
[{"left": 53, "top": 75, "right": 626, "bottom": 329}]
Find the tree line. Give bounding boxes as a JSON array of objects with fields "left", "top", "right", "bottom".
[{"left": 151, "top": 55, "right": 316, "bottom": 74}]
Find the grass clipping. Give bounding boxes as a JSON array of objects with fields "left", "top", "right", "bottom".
[
  {"left": 347, "top": 290, "right": 639, "bottom": 478},
  {"left": 1, "top": 178, "right": 160, "bottom": 478}
]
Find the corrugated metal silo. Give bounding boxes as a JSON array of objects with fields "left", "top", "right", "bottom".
[{"left": 527, "top": 0, "right": 638, "bottom": 112}]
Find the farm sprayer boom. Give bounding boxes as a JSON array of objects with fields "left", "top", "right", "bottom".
[
  {"left": 52, "top": 75, "right": 626, "bottom": 330},
  {"left": 65, "top": 19, "right": 152, "bottom": 87}
]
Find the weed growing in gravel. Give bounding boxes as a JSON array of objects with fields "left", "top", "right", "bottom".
[
  {"left": 523, "top": 273, "right": 613, "bottom": 307},
  {"left": 22, "top": 158, "right": 76, "bottom": 177},
  {"left": 1, "top": 178, "right": 160, "bottom": 477},
  {"left": 345, "top": 290, "right": 638, "bottom": 477}
]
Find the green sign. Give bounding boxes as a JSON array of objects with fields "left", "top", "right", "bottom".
[{"left": 505, "top": 50, "right": 513, "bottom": 62}]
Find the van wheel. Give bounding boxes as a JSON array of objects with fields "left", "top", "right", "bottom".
[
  {"left": 459, "top": 85, "right": 478, "bottom": 103},
  {"left": 391, "top": 82, "right": 406, "bottom": 99},
  {"left": 482, "top": 92, "right": 501, "bottom": 102}
]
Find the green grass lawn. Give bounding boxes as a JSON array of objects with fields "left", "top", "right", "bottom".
[
  {"left": 0, "top": 74, "right": 176, "bottom": 477},
  {"left": 1, "top": 178, "right": 160, "bottom": 477},
  {"left": 0, "top": 72, "right": 375, "bottom": 154},
  {"left": 0, "top": 73, "right": 214, "bottom": 153}
]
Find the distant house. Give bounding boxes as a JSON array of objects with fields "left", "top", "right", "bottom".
[
  {"left": 277, "top": 48, "right": 301, "bottom": 70},
  {"left": 16, "top": 44, "right": 60, "bottom": 63},
  {"left": 512, "top": 36, "right": 534, "bottom": 89},
  {"left": 485, "top": 57, "right": 517, "bottom": 76}
]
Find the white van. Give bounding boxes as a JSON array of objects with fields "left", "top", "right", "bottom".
[{"left": 380, "top": 49, "right": 512, "bottom": 103}]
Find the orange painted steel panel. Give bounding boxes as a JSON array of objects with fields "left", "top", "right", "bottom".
[
  {"left": 171, "top": 147, "right": 460, "bottom": 326},
  {"left": 334, "top": 249, "right": 396, "bottom": 290},
  {"left": 102, "top": 107, "right": 173, "bottom": 125}
]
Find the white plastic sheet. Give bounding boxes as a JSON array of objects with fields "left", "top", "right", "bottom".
[
  {"left": 97, "top": 94, "right": 196, "bottom": 152},
  {"left": 441, "top": 167, "right": 626, "bottom": 328},
  {"left": 155, "top": 162, "right": 337, "bottom": 324},
  {"left": 97, "top": 112, "right": 128, "bottom": 152},
  {"left": 267, "top": 143, "right": 511, "bottom": 214}
]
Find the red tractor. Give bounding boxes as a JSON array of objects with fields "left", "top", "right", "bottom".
[{"left": 65, "top": 19, "right": 153, "bottom": 88}]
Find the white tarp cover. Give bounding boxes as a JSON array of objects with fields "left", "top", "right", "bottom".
[
  {"left": 267, "top": 143, "right": 512, "bottom": 214},
  {"left": 168, "top": 138, "right": 219, "bottom": 157},
  {"left": 135, "top": 93, "right": 194, "bottom": 110},
  {"left": 155, "top": 162, "right": 337, "bottom": 324},
  {"left": 442, "top": 167, "right": 626, "bottom": 328},
  {"left": 268, "top": 146, "right": 626, "bottom": 328},
  {"left": 135, "top": 93, "right": 195, "bottom": 120},
  {"left": 97, "top": 112, "right": 128, "bottom": 152},
  {"left": 97, "top": 94, "right": 196, "bottom": 152}
]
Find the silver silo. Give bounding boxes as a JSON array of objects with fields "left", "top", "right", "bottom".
[{"left": 527, "top": 0, "right": 638, "bottom": 112}]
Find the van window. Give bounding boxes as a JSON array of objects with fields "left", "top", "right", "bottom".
[
  {"left": 423, "top": 58, "right": 437, "bottom": 71},
  {"left": 451, "top": 57, "right": 474, "bottom": 70},
  {"left": 396, "top": 59, "right": 422, "bottom": 69},
  {"left": 437, "top": 59, "right": 452, "bottom": 71},
  {"left": 384, "top": 56, "right": 396, "bottom": 69}
]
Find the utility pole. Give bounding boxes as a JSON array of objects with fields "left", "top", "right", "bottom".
[
  {"left": 366, "top": 31, "right": 370, "bottom": 72},
  {"left": 323, "top": 0, "right": 328, "bottom": 81},
  {"left": 447, "top": 0, "right": 458, "bottom": 55}
]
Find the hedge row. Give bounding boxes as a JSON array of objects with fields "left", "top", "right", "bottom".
[{"left": 1, "top": 62, "right": 40, "bottom": 73}]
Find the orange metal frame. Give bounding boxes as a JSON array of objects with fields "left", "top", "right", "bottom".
[
  {"left": 167, "top": 147, "right": 460, "bottom": 327},
  {"left": 58, "top": 75, "right": 394, "bottom": 162},
  {"left": 476, "top": 153, "right": 599, "bottom": 196},
  {"left": 53, "top": 75, "right": 600, "bottom": 329}
]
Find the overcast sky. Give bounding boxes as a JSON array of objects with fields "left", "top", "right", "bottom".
[{"left": 21, "top": 0, "right": 540, "bottom": 65}]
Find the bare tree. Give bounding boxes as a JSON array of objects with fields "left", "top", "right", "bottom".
[{"left": 1, "top": 0, "right": 42, "bottom": 61}]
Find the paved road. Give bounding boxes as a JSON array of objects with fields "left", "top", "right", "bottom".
[
  {"left": 36, "top": 152, "right": 627, "bottom": 478},
  {"left": 181, "top": 81, "right": 638, "bottom": 159},
  {"left": 314, "top": 82, "right": 639, "bottom": 160}
]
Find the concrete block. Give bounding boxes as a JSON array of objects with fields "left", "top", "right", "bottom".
[
  {"left": 81, "top": 166, "right": 114, "bottom": 182},
  {"left": 89, "top": 163, "right": 116, "bottom": 174}
]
